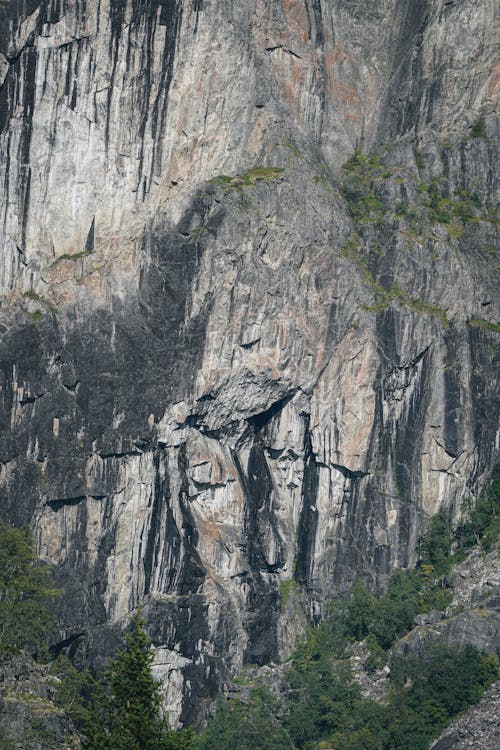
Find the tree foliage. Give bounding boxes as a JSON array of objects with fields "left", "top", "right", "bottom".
[
  {"left": 211, "top": 639, "right": 496, "bottom": 750},
  {"left": 194, "top": 688, "right": 293, "bottom": 750},
  {"left": 417, "top": 509, "right": 453, "bottom": 575},
  {"left": 197, "top": 635, "right": 497, "bottom": 750},
  {"left": 83, "top": 611, "right": 193, "bottom": 750},
  {"left": 456, "top": 464, "right": 500, "bottom": 552},
  {"left": 0, "top": 519, "right": 58, "bottom": 661}
]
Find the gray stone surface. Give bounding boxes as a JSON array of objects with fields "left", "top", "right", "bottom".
[
  {"left": 430, "top": 681, "right": 500, "bottom": 750},
  {"left": 0, "top": 0, "right": 498, "bottom": 728},
  {"left": 397, "top": 543, "right": 500, "bottom": 661},
  {"left": 353, "top": 543, "right": 500, "bottom": 713},
  {"left": 0, "top": 655, "right": 80, "bottom": 750}
]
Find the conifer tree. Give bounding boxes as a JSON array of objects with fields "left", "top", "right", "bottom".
[
  {"left": 0, "top": 520, "right": 58, "bottom": 661},
  {"left": 83, "top": 610, "right": 193, "bottom": 750}
]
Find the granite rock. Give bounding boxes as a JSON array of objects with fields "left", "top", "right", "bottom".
[{"left": 0, "top": 0, "right": 498, "bottom": 726}]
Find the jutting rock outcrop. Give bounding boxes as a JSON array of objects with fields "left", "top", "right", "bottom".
[{"left": 0, "top": 0, "right": 498, "bottom": 725}]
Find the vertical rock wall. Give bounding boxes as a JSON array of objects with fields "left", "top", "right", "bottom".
[{"left": 0, "top": 0, "right": 498, "bottom": 724}]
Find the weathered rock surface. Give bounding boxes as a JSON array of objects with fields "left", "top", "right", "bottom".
[
  {"left": 0, "top": 0, "right": 498, "bottom": 726},
  {"left": 397, "top": 542, "right": 500, "bottom": 660},
  {"left": 0, "top": 655, "right": 80, "bottom": 750},
  {"left": 430, "top": 681, "right": 500, "bottom": 750},
  {"left": 447, "top": 540, "right": 500, "bottom": 612},
  {"left": 348, "top": 542, "right": 500, "bottom": 711}
]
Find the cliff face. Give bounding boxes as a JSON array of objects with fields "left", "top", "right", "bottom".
[
  {"left": 0, "top": 0, "right": 498, "bottom": 725},
  {"left": 0, "top": 655, "right": 80, "bottom": 750}
]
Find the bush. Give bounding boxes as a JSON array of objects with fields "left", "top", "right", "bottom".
[
  {"left": 388, "top": 643, "right": 498, "bottom": 747},
  {"left": 470, "top": 117, "right": 487, "bottom": 139},
  {"left": 456, "top": 465, "right": 500, "bottom": 551},
  {"left": 417, "top": 510, "right": 453, "bottom": 575}
]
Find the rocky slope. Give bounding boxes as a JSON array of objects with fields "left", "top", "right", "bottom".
[
  {"left": 394, "top": 538, "right": 500, "bottom": 659},
  {"left": 430, "top": 682, "right": 500, "bottom": 750},
  {"left": 0, "top": 0, "right": 499, "bottom": 726},
  {"left": 0, "top": 655, "right": 80, "bottom": 750}
]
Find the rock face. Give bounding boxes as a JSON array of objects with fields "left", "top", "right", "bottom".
[
  {"left": 352, "top": 541, "right": 500, "bottom": 709},
  {"left": 397, "top": 542, "right": 500, "bottom": 661},
  {"left": 0, "top": 0, "right": 498, "bottom": 726},
  {"left": 430, "top": 681, "right": 500, "bottom": 750},
  {"left": 0, "top": 655, "right": 80, "bottom": 749}
]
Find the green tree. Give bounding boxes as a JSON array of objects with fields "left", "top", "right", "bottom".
[
  {"left": 195, "top": 688, "right": 293, "bottom": 750},
  {"left": 0, "top": 520, "right": 59, "bottom": 661},
  {"left": 84, "top": 610, "right": 193, "bottom": 750},
  {"left": 417, "top": 510, "right": 453, "bottom": 575},
  {"left": 0, "top": 726, "right": 15, "bottom": 750},
  {"left": 345, "top": 581, "right": 377, "bottom": 641}
]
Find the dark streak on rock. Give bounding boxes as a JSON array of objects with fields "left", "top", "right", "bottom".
[
  {"left": 143, "top": 448, "right": 170, "bottom": 596},
  {"left": 177, "top": 442, "right": 206, "bottom": 595},
  {"left": 97, "top": 450, "right": 142, "bottom": 459},
  {"left": 295, "top": 414, "right": 319, "bottom": 595}
]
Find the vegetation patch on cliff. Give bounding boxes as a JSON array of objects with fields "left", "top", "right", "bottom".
[
  {"left": 337, "top": 143, "right": 499, "bottom": 326},
  {"left": 468, "top": 318, "right": 500, "bottom": 334},
  {"left": 23, "top": 290, "right": 58, "bottom": 315},
  {"left": 208, "top": 166, "right": 284, "bottom": 190},
  {"left": 340, "top": 147, "right": 492, "bottom": 236},
  {"left": 49, "top": 250, "right": 93, "bottom": 269},
  {"left": 195, "top": 633, "right": 497, "bottom": 750},
  {"left": 339, "top": 235, "right": 449, "bottom": 324}
]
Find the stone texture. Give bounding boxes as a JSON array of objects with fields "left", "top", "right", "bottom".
[
  {"left": 0, "top": 654, "right": 80, "bottom": 750},
  {"left": 447, "top": 541, "right": 500, "bottom": 612},
  {"left": 0, "top": 0, "right": 498, "bottom": 727},
  {"left": 430, "top": 681, "right": 500, "bottom": 750},
  {"left": 351, "top": 542, "right": 500, "bottom": 709}
]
